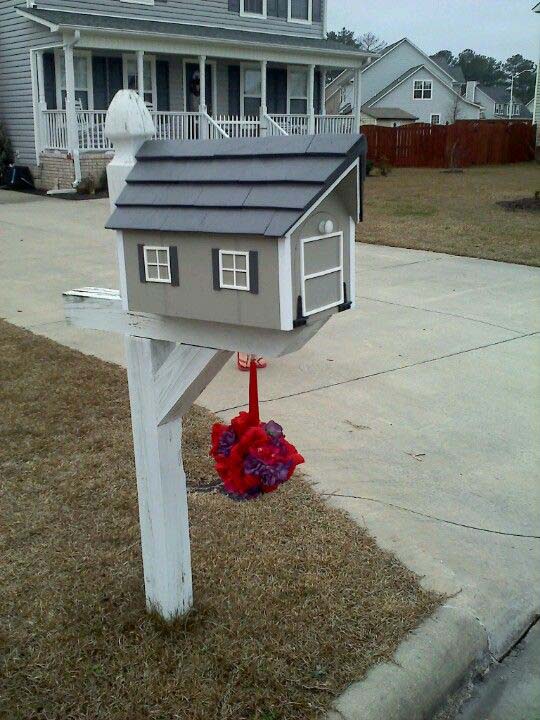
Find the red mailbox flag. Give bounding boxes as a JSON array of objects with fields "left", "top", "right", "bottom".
[{"left": 210, "top": 359, "right": 304, "bottom": 500}]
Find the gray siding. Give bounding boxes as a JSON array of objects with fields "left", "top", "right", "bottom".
[
  {"left": 0, "top": 1, "right": 60, "bottom": 165},
  {"left": 124, "top": 231, "right": 281, "bottom": 329},
  {"left": 371, "top": 67, "right": 480, "bottom": 124},
  {"left": 34, "top": 0, "right": 325, "bottom": 38}
]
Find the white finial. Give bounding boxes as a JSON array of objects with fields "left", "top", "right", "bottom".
[
  {"left": 105, "top": 90, "right": 156, "bottom": 208},
  {"left": 105, "top": 90, "right": 155, "bottom": 164}
]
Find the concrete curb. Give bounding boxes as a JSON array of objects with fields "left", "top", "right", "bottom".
[{"left": 326, "top": 605, "right": 490, "bottom": 720}]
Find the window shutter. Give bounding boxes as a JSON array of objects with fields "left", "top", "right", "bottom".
[
  {"left": 314, "top": 69, "right": 322, "bottom": 114},
  {"left": 249, "top": 251, "right": 259, "bottom": 295},
  {"left": 108, "top": 57, "right": 123, "bottom": 105},
  {"left": 169, "top": 246, "right": 179, "bottom": 286},
  {"left": 228, "top": 0, "right": 240, "bottom": 11},
  {"left": 277, "top": 0, "right": 287, "bottom": 18},
  {"left": 212, "top": 249, "right": 221, "bottom": 291},
  {"left": 92, "top": 57, "right": 107, "bottom": 112},
  {"left": 313, "top": 0, "right": 322, "bottom": 22},
  {"left": 267, "top": 0, "right": 278, "bottom": 15},
  {"left": 228, "top": 65, "right": 241, "bottom": 117},
  {"left": 156, "top": 60, "right": 170, "bottom": 112},
  {"left": 138, "top": 244, "right": 147, "bottom": 283}
]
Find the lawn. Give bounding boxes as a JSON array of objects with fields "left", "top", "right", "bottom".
[
  {"left": 0, "top": 321, "right": 441, "bottom": 720},
  {"left": 359, "top": 162, "right": 540, "bottom": 266}
]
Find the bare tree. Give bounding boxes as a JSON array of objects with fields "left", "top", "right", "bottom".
[{"left": 357, "top": 32, "right": 386, "bottom": 53}]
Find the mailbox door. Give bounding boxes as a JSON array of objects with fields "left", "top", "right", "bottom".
[{"left": 300, "top": 232, "right": 344, "bottom": 317}]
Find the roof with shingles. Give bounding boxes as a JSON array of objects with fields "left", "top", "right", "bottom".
[
  {"left": 362, "top": 106, "right": 418, "bottom": 120},
  {"left": 19, "top": 7, "right": 376, "bottom": 58},
  {"left": 107, "top": 134, "right": 365, "bottom": 238}
]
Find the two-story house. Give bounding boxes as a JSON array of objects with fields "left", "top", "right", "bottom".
[
  {"left": 0, "top": 0, "right": 375, "bottom": 190},
  {"left": 464, "top": 83, "right": 533, "bottom": 121},
  {"left": 326, "top": 38, "right": 481, "bottom": 127}
]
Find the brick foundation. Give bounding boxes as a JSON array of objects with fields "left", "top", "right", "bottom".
[{"left": 34, "top": 151, "right": 113, "bottom": 191}]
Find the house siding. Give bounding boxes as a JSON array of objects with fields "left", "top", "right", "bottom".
[
  {"left": 0, "top": 1, "right": 61, "bottom": 166},
  {"left": 369, "top": 67, "right": 480, "bottom": 124},
  {"left": 32, "top": 0, "right": 325, "bottom": 39},
  {"left": 361, "top": 40, "right": 454, "bottom": 104}
]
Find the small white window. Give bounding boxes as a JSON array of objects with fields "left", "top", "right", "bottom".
[
  {"left": 242, "top": 66, "right": 262, "bottom": 116},
  {"left": 512, "top": 103, "right": 520, "bottom": 116},
  {"left": 241, "top": 0, "right": 267, "bottom": 17},
  {"left": 123, "top": 55, "right": 157, "bottom": 108},
  {"left": 430, "top": 114, "right": 440, "bottom": 124},
  {"left": 494, "top": 102, "right": 505, "bottom": 115},
  {"left": 219, "top": 251, "right": 250, "bottom": 291},
  {"left": 289, "top": 68, "right": 309, "bottom": 114},
  {"left": 413, "top": 80, "right": 432, "bottom": 99},
  {"left": 144, "top": 246, "right": 171, "bottom": 283},
  {"left": 288, "top": 0, "right": 312, "bottom": 23}
]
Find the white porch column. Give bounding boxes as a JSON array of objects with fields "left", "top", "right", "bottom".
[
  {"left": 353, "top": 66, "right": 362, "bottom": 132},
  {"left": 307, "top": 64, "right": 315, "bottom": 134},
  {"left": 137, "top": 51, "right": 145, "bottom": 99},
  {"left": 199, "top": 55, "right": 208, "bottom": 139},
  {"left": 260, "top": 59, "right": 268, "bottom": 137},
  {"left": 64, "top": 41, "right": 81, "bottom": 183}
]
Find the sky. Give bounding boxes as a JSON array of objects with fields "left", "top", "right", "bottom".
[{"left": 328, "top": 0, "right": 539, "bottom": 62}]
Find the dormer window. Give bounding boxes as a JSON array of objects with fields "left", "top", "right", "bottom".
[
  {"left": 240, "top": 0, "right": 267, "bottom": 17},
  {"left": 289, "top": 0, "right": 312, "bottom": 23}
]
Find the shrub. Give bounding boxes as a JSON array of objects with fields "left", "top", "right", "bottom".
[
  {"left": 378, "top": 155, "right": 392, "bottom": 177},
  {"left": 0, "top": 122, "right": 14, "bottom": 179},
  {"left": 365, "top": 159, "right": 374, "bottom": 177},
  {"left": 76, "top": 176, "right": 96, "bottom": 195}
]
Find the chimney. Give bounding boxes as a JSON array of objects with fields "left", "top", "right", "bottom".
[{"left": 465, "top": 81, "right": 478, "bottom": 102}]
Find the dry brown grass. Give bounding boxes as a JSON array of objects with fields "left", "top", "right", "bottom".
[
  {"left": 0, "top": 321, "right": 441, "bottom": 720},
  {"left": 360, "top": 163, "right": 540, "bottom": 266}
]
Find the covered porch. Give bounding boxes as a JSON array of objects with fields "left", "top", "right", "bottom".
[{"left": 24, "top": 7, "right": 368, "bottom": 167}]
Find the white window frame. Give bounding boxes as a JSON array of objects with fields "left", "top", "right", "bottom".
[
  {"left": 300, "top": 231, "right": 344, "bottom": 317},
  {"left": 287, "top": 66, "right": 309, "bottom": 115},
  {"left": 219, "top": 250, "right": 251, "bottom": 291},
  {"left": 413, "top": 79, "right": 432, "bottom": 100},
  {"left": 144, "top": 246, "right": 172, "bottom": 284},
  {"left": 240, "top": 0, "right": 267, "bottom": 18},
  {"left": 240, "top": 63, "right": 262, "bottom": 117},
  {"left": 494, "top": 102, "right": 505, "bottom": 116},
  {"left": 54, "top": 49, "right": 94, "bottom": 110},
  {"left": 511, "top": 103, "right": 520, "bottom": 116},
  {"left": 288, "top": 0, "right": 313, "bottom": 24},
  {"left": 430, "top": 113, "right": 440, "bottom": 124},
  {"left": 122, "top": 54, "right": 157, "bottom": 109},
  {"left": 121, "top": 0, "right": 153, "bottom": 4}
]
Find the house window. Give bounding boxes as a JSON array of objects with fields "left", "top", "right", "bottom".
[
  {"left": 494, "top": 102, "right": 505, "bottom": 116},
  {"left": 123, "top": 56, "right": 157, "bottom": 108},
  {"left": 289, "top": 68, "right": 308, "bottom": 114},
  {"left": 144, "top": 246, "right": 171, "bottom": 283},
  {"left": 240, "top": 0, "right": 267, "bottom": 17},
  {"left": 511, "top": 103, "right": 520, "bottom": 116},
  {"left": 288, "top": 0, "right": 312, "bottom": 23},
  {"left": 219, "top": 251, "right": 250, "bottom": 291},
  {"left": 242, "top": 66, "right": 262, "bottom": 116},
  {"left": 57, "top": 52, "right": 93, "bottom": 110},
  {"left": 430, "top": 114, "right": 440, "bottom": 124},
  {"left": 301, "top": 232, "right": 344, "bottom": 316},
  {"left": 413, "top": 80, "right": 432, "bottom": 99}
]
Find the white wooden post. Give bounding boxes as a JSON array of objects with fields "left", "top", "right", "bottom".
[
  {"left": 137, "top": 51, "right": 145, "bottom": 99},
  {"left": 260, "top": 59, "right": 268, "bottom": 137},
  {"left": 100, "top": 91, "right": 235, "bottom": 618},
  {"left": 353, "top": 66, "right": 362, "bottom": 132},
  {"left": 199, "top": 55, "right": 208, "bottom": 139},
  {"left": 64, "top": 40, "right": 81, "bottom": 182},
  {"left": 307, "top": 64, "right": 315, "bottom": 134}
]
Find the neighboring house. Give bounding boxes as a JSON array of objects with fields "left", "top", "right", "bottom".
[
  {"left": 326, "top": 37, "right": 481, "bottom": 126},
  {"left": 527, "top": 97, "right": 535, "bottom": 114},
  {"left": 464, "top": 83, "right": 533, "bottom": 120},
  {"left": 533, "top": 2, "right": 540, "bottom": 147},
  {"left": 360, "top": 107, "right": 418, "bottom": 127},
  {"left": 0, "top": 1, "right": 375, "bottom": 190}
]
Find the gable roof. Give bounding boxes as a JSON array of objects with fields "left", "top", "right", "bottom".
[
  {"left": 362, "top": 106, "right": 418, "bottom": 120},
  {"left": 429, "top": 53, "right": 466, "bottom": 83},
  {"left": 18, "top": 7, "right": 375, "bottom": 62},
  {"left": 362, "top": 37, "right": 458, "bottom": 85},
  {"left": 107, "top": 134, "right": 365, "bottom": 238}
]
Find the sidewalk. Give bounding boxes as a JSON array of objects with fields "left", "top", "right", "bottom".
[{"left": 2, "top": 189, "right": 539, "bottom": 676}]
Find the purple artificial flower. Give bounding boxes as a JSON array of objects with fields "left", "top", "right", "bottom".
[
  {"left": 264, "top": 420, "right": 284, "bottom": 444},
  {"left": 217, "top": 428, "right": 236, "bottom": 457},
  {"left": 244, "top": 455, "right": 293, "bottom": 488}
]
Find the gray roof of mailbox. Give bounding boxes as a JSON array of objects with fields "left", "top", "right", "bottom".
[{"left": 107, "top": 134, "right": 366, "bottom": 238}]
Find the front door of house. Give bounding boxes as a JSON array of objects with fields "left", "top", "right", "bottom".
[
  {"left": 185, "top": 63, "right": 213, "bottom": 114},
  {"left": 267, "top": 68, "right": 287, "bottom": 114}
]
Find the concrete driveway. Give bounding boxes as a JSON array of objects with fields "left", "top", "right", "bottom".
[{"left": 1, "top": 189, "right": 539, "bottom": 658}]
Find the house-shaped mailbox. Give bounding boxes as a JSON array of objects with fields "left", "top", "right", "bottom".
[{"left": 107, "top": 133, "right": 365, "bottom": 334}]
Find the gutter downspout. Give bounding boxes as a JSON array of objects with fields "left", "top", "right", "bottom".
[{"left": 64, "top": 30, "right": 81, "bottom": 187}]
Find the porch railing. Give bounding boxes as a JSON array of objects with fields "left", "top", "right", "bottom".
[{"left": 40, "top": 110, "right": 357, "bottom": 153}]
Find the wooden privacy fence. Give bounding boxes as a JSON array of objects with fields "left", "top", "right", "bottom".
[{"left": 361, "top": 120, "right": 536, "bottom": 168}]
